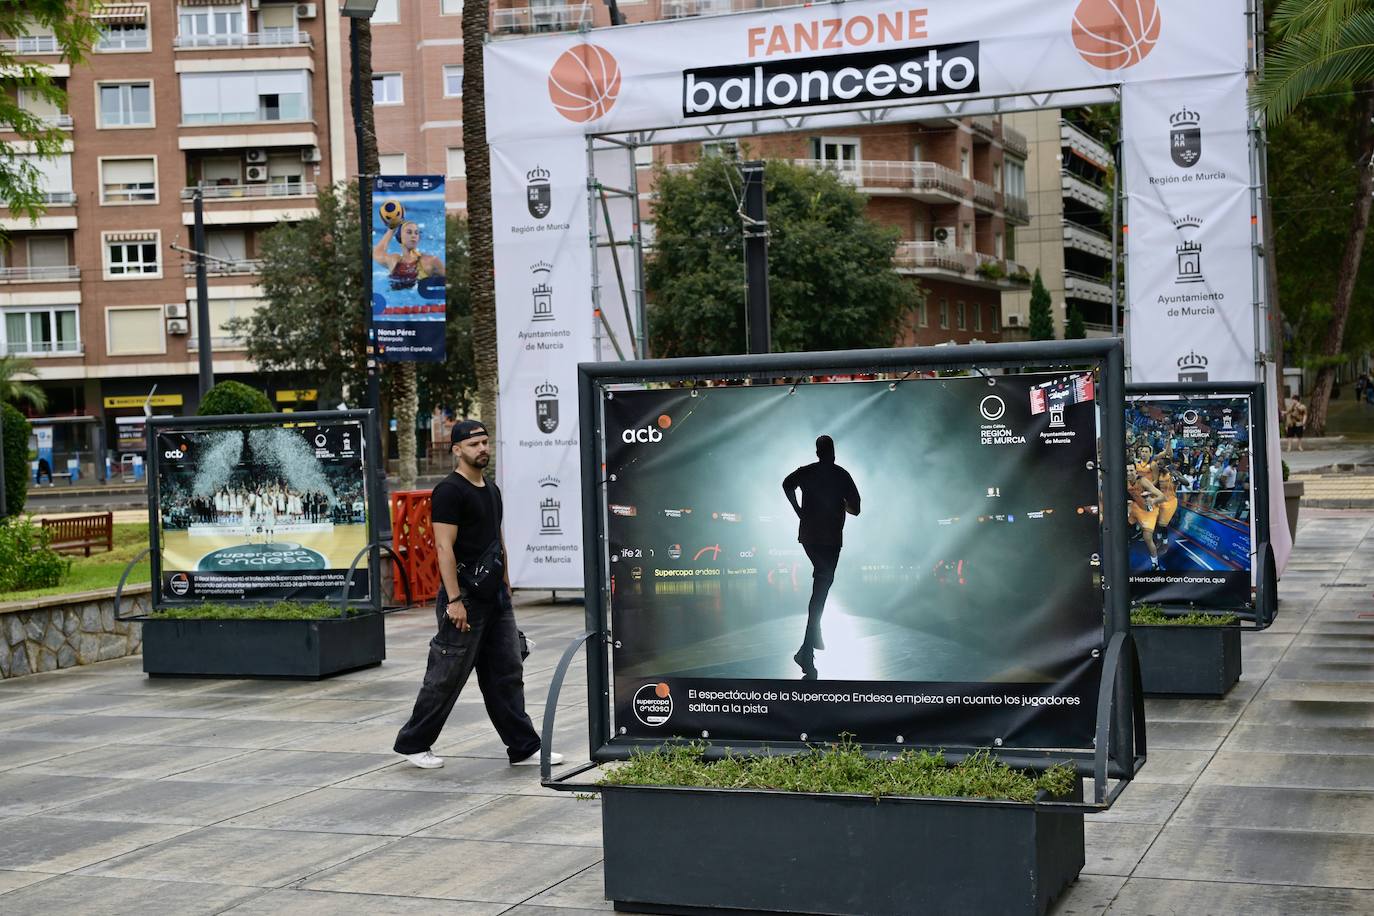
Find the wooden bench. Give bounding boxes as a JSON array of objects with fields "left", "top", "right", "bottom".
[{"left": 41, "top": 512, "right": 114, "bottom": 556}]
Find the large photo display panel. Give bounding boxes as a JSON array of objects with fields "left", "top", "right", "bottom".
[
  {"left": 155, "top": 419, "right": 371, "bottom": 603},
  {"left": 1125, "top": 396, "right": 1252, "bottom": 607},
  {"left": 603, "top": 372, "right": 1105, "bottom": 749}
]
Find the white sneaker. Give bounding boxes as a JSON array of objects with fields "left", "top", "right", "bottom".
[
  {"left": 512, "top": 750, "right": 564, "bottom": 766},
  {"left": 402, "top": 749, "right": 444, "bottom": 769}
]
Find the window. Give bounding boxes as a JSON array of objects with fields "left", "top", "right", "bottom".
[
  {"left": 379, "top": 153, "right": 407, "bottom": 175},
  {"left": 22, "top": 153, "right": 72, "bottom": 201},
  {"left": 444, "top": 65, "right": 463, "bottom": 98},
  {"left": 258, "top": 4, "right": 297, "bottom": 42},
  {"left": 993, "top": 163, "right": 1002, "bottom": 191},
  {"left": 206, "top": 229, "right": 247, "bottom": 263},
  {"left": 181, "top": 71, "right": 310, "bottom": 124},
  {"left": 267, "top": 153, "right": 304, "bottom": 188},
  {"left": 373, "top": 0, "right": 400, "bottom": 23},
  {"left": 957, "top": 301, "right": 966, "bottom": 331},
  {"left": 917, "top": 299, "right": 928, "bottom": 328},
  {"left": 812, "top": 137, "right": 859, "bottom": 172},
  {"left": 441, "top": 0, "right": 464, "bottom": 13},
  {"left": 959, "top": 149, "right": 970, "bottom": 178},
  {"left": 702, "top": 139, "right": 739, "bottom": 160},
  {"left": 961, "top": 222, "right": 973, "bottom": 253},
  {"left": 373, "top": 73, "right": 403, "bottom": 105},
  {"left": 912, "top": 142, "right": 923, "bottom": 162},
  {"left": 994, "top": 232, "right": 1003, "bottom": 258},
  {"left": 98, "top": 82, "right": 152, "bottom": 127},
  {"left": 17, "top": 86, "right": 60, "bottom": 119},
  {"left": 198, "top": 157, "right": 240, "bottom": 186},
  {"left": 974, "top": 303, "right": 983, "bottom": 332},
  {"left": 104, "top": 232, "right": 160, "bottom": 277},
  {"left": 194, "top": 298, "right": 262, "bottom": 350},
  {"left": 446, "top": 147, "right": 466, "bottom": 178},
  {"left": 3, "top": 307, "right": 78, "bottom": 356},
  {"left": 101, "top": 158, "right": 157, "bottom": 204},
  {"left": 634, "top": 144, "right": 653, "bottom": 167},
  {"left": 96, "top": 22, "right": 150, "bottom": 51},
  {"left": 939, "top": 298, "right": 949, "bottom": 329},
  {"left": 1005, "top": 161, "right": 1026, "bottom": 200},
  {"left": 178, "top": 5, "right": 245, "bottom": 45},
  {"left": 28, "top": 236, "right": 69, "bottom": 268},
  {"left": 107, "top": 307, "right": 164, "bottom": 355}
]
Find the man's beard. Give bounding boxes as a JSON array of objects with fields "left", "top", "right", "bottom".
[{"left": 472, "top": 454, "right": 490, "bottom": 468}]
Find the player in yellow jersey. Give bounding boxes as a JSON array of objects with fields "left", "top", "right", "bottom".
[
  {"left": 1153, "top": 459, "right": 1179, "bottom": 555},
  {"left": 1128, "top": 466, "right": 1165, "bottom": 570}
]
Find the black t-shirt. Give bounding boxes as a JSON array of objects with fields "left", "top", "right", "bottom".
[
  {"left": 431, "top": 472, "right": 503, "bottom": 565},
  {"left": 783, "top": 461, "right": 859, "bottom": 547}
]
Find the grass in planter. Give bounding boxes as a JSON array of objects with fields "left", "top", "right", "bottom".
[
  {"left": 1131, "top": 604, "right": 1239, "bottom": 626},
  {"left": 157, "top": 601, "right": 363, "bottom": 620},
  {"left": 600, "top": 738, "right": 1077, "bottom": 803}
]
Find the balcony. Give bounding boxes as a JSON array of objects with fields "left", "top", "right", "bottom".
[
  {"left": 971, "top": 178, "right": 998, "bottom": 209},
  {"left": 1004, "top": 193, "right": 1029, "bottom": 224},
  {"left": 970, "top": 116, "right": 996, "bottom": 140},
  {"left": 182, "top": 182, "right": 316, "bottom": 201},
  {"left": 1062, "top": 171, "right": 1109, "bottom": 212},
  {"left": 0, "top": 265, "right": 79, "bottom": 283},
  {"left": 794, "top": 158, "right": 973, "bottom": 204},
  {"left": 3, "top": 113, "right": 72, "bottom": 131},
  {"left": 6, "top": 340, "right": 81, "bottom": 356},
  {"left": 1061, "top": 119, "right": 1112, "bottom": 172},
  {"left": 173, "top": 30, "right": 312, "bottom": 49},
  {"left": 490, "top": 3, "right": 592, "bottom": 34},
  {"left": 1003, "top": 126, "right": 1028, "bottom": 158},
  {"left": 182, "top": 258, "right": 263, "bottom": 277},
  {"left": 1064, "top": 270, "right": 1113, "bottom": 305},
  {"left": 40, "top": 191, "right": 76, "bottom": 206},
  {"left": 0, "top": 36, "right": 60, "bottom": 54},
  {"left": 1063, "top": 220, "right": 1113, "bottom": 259},
  {"left": 894, "top": 243, "right": 1031, "bottom": 289},
  {"left": 663, "top": 0, "right": 806, "bottom": 17}
]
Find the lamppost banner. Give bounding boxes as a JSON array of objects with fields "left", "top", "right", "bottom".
[
  {"left": 370, "top": 175, "right": 447, "bottom": 363},
  {"left": 601, "top": 373, "right": 1105, "bottom": 748},
  {"left": 154, "top": 419, "right": 371, "bottom": 603}
]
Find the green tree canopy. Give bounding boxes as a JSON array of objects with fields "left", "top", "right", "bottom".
[
  {"left": 1028, "top": 269, "right": 1055, "bottom": 341},
  {"left": 2, "top": 402, "right": 32, "bottom": 517},
  {"left": 0, "top": 355, "right": 47, "bottom": 411},
  {"left": 197, "top": 380, "right": 272, "bottom": 416},
  {"left": 1065, "top": 306, "right": 1087, "bottom": 340},
  {"left": 646, "top": 158, "right": 921, "bottom": 357}
]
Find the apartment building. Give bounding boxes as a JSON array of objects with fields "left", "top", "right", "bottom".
[
  {"left": 2, "top": 1, "right": 351, "bottom": 471},
  {"left": 1000, "top": 109, "right": 1117, "bottom": 338}
]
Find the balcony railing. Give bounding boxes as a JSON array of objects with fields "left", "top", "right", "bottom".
[
  {"left": 1062, "top": 171, "right": 1109, "bottom": 211},
  {"left": 5, "top": 340, "right": 80, "bottom": 356},
  {"left": 1061, "top": 119, "right": 1112, "bottom": 171},
  {"left": 0, "top": 36, "right": 60, "bottom": 54},
  {"left": 1004, "top": 194, "right": 1029, "bottom": 222},
  {"left": 172, "top": 30, "right": 312, "bottom": 49},
  {"left": 1063, "top": 220, "right": 1113, "bottom": 258},
  {"left": 664, "top": 0, "right": 806, "bottom": 17},
  {"left": 1002, "top": 126, "right": 1028, "bottom": 157},
  {"left": 0, "top": 265, "right": 79, "bottom": 282},
  {"left": 794, "top": 158, "right": 975, "bottom": 200},
  {"left": 894, "top": 243, "right": 1029, "bottom": 286},
  {"left": 490, "top": 4, "right": 592, "bottom": 33},
  {"left": 971, "top": 178, "right": 998, "bottom": 208},
  {"left": 970, "top": 116, "right": 996, "bottom": 139},
  {"left": 182, "top": 259, "right": 263, "bottom": 277},
  {"left": 40, "top": 191, "right": 77, "bottom": 206},
  {"left": 1064, "top": 270, "right": 1113, "bottom": 304},
  {"left": 182, "top": 182, "right": 317, "bottom": 201}
]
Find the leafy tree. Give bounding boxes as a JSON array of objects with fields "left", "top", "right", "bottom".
[
  {"left": 1, "top": 402, "right": 31, "bottom": 517},
  {"left": 1254, "top": 0, "right": 1374, "bottom": 432},
  {"left": 0, "top": 354, "right": 47, "bottom": 411},
  {"left": 1028, "top": 269, "right": 1055, "bottom": 341},
  {"left": 647, "top": 158, "right": 920, "bottom": 356},
  {"left": 1065, "top": 306, "right": 1087, "bottom": 340},
  {"left": 197, "top": 380, "right": 273, "bottom": 416},
  {"left": 0, "top": 1, "right": 98, "bottom": 242}
]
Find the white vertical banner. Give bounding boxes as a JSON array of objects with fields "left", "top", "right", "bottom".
[
  {"left": 1123, "top": 73, "right": 1257, "bottom": 382},
  {"left": 490, "top": 138, "right": 594, "bottom": 587}
]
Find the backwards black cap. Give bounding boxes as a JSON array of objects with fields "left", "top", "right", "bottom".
[{"left": 451, "top": 420, "right": 488, "bottom": 445}]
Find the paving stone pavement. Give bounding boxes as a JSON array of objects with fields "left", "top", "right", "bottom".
[{"left": 0, "top": 513, "right": 1371, "bottom": 914}]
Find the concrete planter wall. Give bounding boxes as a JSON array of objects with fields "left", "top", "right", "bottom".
[{"left": 0, "top": 587, "right": 149, "bottom": 678}]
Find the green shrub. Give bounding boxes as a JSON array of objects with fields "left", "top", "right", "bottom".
[
  {"left": 0, "top": 515, "right": 71, "bottom": 593},
  {"left": 157, "top": 600, "right": 359, "bottom": 620},
  {"left": 197, "top": 380, "right": 273, "bottom": 416},
  {"left": 1, "top": 403, "right": 31, "bottom": 518},
  {"left": 1282, "top": 459, "right": 1290, "bottom": 482},
  {"left": 1131, "top": 604, "right": 1239, "bottom": 626},
  {"left": 600, "top": 738, "right": 1076, "bottom": 803}
]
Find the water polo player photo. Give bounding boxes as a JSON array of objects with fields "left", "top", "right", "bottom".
[{"left": 372, "top": 198, "right": 446, "bottom": 291}]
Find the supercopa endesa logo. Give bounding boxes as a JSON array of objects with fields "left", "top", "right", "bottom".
[
  {"left": 1071, "top": 0, "right": 1160, "bottom": 70},
  {"left": 632, "top": 682, "right": 673, "bottom": 726},
  {"left": 548, "top": 44, "right": 621, "bottom": 123}
]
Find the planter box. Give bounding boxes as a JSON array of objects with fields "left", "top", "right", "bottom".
[
  {"left": 142, "top": 612, "right": 385, "bottom": 679},
  {"left": 1133, "top": 623, "right": 1241, "bottom": 697},
  {"left": 601, "top": 782, "right": 1084, "bottom": 916},
  {"left": 1284, "top": 480, "right": 1304, "bottom": 545}
]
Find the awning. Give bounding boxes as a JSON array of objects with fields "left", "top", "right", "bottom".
[
  {"left": 93, "top": 3, "right": 149, "bottom": 24},
  {"left": 104, "top": 230, "right": 157, "bottom": 243}
]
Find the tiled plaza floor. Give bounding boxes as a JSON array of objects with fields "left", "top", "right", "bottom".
[{"left": 1, "top": 510, "right": 1372, "bottom": 914}]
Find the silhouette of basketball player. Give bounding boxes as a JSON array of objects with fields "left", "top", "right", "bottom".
[{"left": 783, "top": 435, "right": 860, "bottom": 679}]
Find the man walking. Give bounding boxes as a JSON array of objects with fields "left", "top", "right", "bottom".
[
  {"left": 1284, "top": 391, "right": 1308, "bottom": 452},
  {"left": 394, "top": 420, "right": 562, "bottom": 770},
  {"left": 783, "top": 435, "right": 861, "bottom": 679}
]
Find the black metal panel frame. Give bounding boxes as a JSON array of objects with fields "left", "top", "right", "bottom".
[
  {"left": 565, "top": 340, "right": 1137, "bottom": 790},
  {"left": 1123, "top": 381, "right": 1276, "bottom": 628},
  {"left": 143, "top": 409, "right": 382, "bottom": 614}
]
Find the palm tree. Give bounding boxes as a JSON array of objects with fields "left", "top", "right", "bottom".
[
  {"left": 0, "top": 354, "right": 48, "bottom": 411},
  {"left": 462, "top": 0, "right": 498, "bottom": 450},
  {"left": 1254, "top": 0, "right": 1374, "bottom": 433}
]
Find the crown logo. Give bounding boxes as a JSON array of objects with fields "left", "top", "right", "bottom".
[
  {"left": 527, "top": 165, "right": 551, "bottom": 184},
  {"left": 531, "top": 260, "right": 552, "bottom": 275},
  {"left": 535, "top": 380, "right": 559, "bottom": 399},
  {"left": 1170, "top": 107, "right": 1200, "bottom": 127},
  {"left": 1176, "top": 240, "right": 1202, "bottom": 253},
  {"left": 1177, "top": 350, "right": 1208, "bottom": 370},
  {"left": 538, "top": 474, "right": 560, "bottom": 488},
  {"left": 1173, "top": 215, "right": 1203, "bottom": 230}
]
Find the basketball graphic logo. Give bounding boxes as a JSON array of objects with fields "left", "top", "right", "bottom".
[
  {"left": 379, "top": 198, "right": 405, "bottom": 227},
  {"left": 548, "top": 44, "right": 621, "bottom": 123},
  {"left": 1071, "top": 0, "right": 1161, "bottom": 70}
]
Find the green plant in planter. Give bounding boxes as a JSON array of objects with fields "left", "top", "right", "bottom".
[
  {"left": 975, "top": 261, "right": 1006, "bottom": 281},
  {"left": 1131, "top": 604, "right": 1239, "bottom": 626},
  {"left": 0, "top": 515, "right": 70, "bottom": 592},
  {"left": 1282, "top": 459, "right": 1290, "bottom": 482},
  {"left": 600, "top": 738, "right": 1076, "bottom": 803},
  {"left": 157, "top": 600, "right": 362, "bottom": 620}
]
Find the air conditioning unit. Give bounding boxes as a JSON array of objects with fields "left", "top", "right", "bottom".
[
  {"left": 296, "top": 3, "right": 317, "bottom": 18},
  {"left": 245, "top": 165, "right": 268, "bottom": 182},
  {"left": 165, "top": 303, "right": 187, "bottom": 319},
  {"left": 248, "top": 0, "right": 260, "bottom": 8},
  {"left": 301, "top": 146, "right": 322, "bottom": 163},
  {"left": 245, "top": 149, "right": 268, "bottom": 165},
  {"left": 934, "top": 226, "right": 956, "bottom": 246},
  {"left": 1007, "top": 314, "right": 1022, "bottom": 327},
  {"left": 167, "top": 318, "right": 190, "bottom": 336}
]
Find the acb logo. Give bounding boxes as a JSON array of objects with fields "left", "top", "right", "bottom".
[{"left": 621, "top": 427, "right": 663, "bottom": 444}]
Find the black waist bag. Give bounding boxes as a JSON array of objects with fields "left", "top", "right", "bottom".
[{"left": 457, "top": 537, "right": 503, "bottom": 599}]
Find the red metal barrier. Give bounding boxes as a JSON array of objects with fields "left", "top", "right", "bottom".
[{"left": 391, "top": 489, "right": 441, "bottom": 605}]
